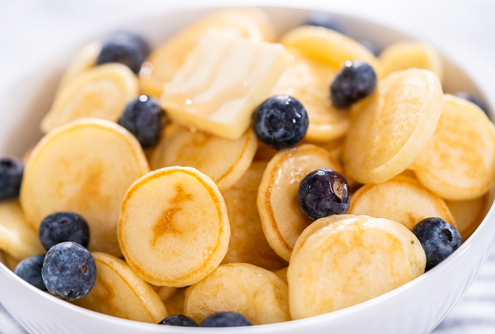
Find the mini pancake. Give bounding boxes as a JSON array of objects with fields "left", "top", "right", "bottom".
[
  {"left": 380, "top": 41, "right": 444, "bottom": 83},
  {"left": 184, "top": 263, "right": 290, "bottom": 325},
  {"left": 119, "top": 166, "right": 230, "bottom": 287},
  {"left": 348, "top": 176, "right": 456, "bottom": 230},
  {"left": 155, "top": 286, "right": 177, "bottom": 302},
  {"left": 139, "top": 8, "right": 275, "bottom": 97},
  {"left": 270, "top": 48, "right": 349, "bottom": 142},
  {"left": 253, "top": 141, "right": 278, "bottom": 161},
  {"left": 150, "top": 124, "right": 257, "bottom": 192},
  {"left": 445, "top": 194, "right": 490, "bottom": 241},
  {"left": 0, "top": 250, "right": 20, "bottom": 272},
  {"left": 257, "top": 144, "right": 342, "bottom": 261},
  {"left": 20, "top": 118, "right": 149, "bottom": 257},
  {"left": 343, "top": 69, "right": 443, "bottom": 184},
  {"left": 41, "top": 63, "right": 139, "bottom": 133},
  {"left": 288, "top": 215, "right": 426, "bottom": 319},
  {"left": 411, "top": 94, "right": 495, "bottom": 200},
  {"left": 273, "top": 267, "right": 288, "bottom": 284},
  {"left": 0, "top": 200, "right": 44, "bottom": 260},
  {"left": 74, "top": 252, "right": 168, "bottom": 323},
  {"left": 305, "top": 137, "right": 346, "bottom": 162},
  {"left": 164, "top": 288, "right": 187, "bottom": 316},
  {"left": 280, "top": 25, "right": 384, "bottom": 78},
  {"left": 222, "top": 161, "right": 287, "bottom": 270},
  {"left": 57, "top": 41, "right": 102, "bottom": 92}
]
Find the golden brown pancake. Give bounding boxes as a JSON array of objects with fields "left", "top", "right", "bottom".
[
  {"left": 150, "top": 123, "right": 257, "bottom": 192},
  {"left": 41, "top": 63, "right": 139, "bottom": 133},
  {"left": 119, "top": 166, "right": 230, "bottom": 287},
  {"left": 0, "top": 200, "right": 44, "bottom": 260},
  {"left": 20, "top": 118, "right": 149, "bottom": 257},
  {"left": 271, "top": 48, "right": 349, "bottom": 142},
  {"left": 184, "top": 263, "right": 290, "bottom": 325},
  {"left": 288, "top": 215, "right": 425, "bottom": 319},
  {"left": 348, "top": 176, "right": 456, "bottom": 230},
  {"left": 343, "top": 69, "right": 443, "bottom": 184},
  {"left": 75, "top": 252, "right": 168, "bottom": 323},
  {"left": 411, "top": 94, "right": 495, "bottom": 200},
  {"left": 222, "top": 161, "right": 287, "bottom": 270},
  {"left": 257, "top": 144, "right": 342, "bottom": 261},
  {"left": 380, "top": 41, "right": 444, "bottom": 83}
]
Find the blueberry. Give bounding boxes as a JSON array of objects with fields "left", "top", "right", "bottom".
[
  {"left": 39, "top": 212, "right": 90, "bottom": 251},
  {"left": 330, "top": 60, "right": 377, "bottom": 109},
  {"left": 158, "top": 314, "right": 199, "bottom": 327},
  {"left": 298, "top": 169, "right": 350, "bottom": 221},
  {"left": 253, "top": 95, "right": 309, "bottom": 150},
  {"left": 306, "top": 14, "right": 343, "bottom": 33},
  {"left": 42, "top": 241, "right": 96, "bottom": 301},
  {"left": 454, "top": 92, "right": 489, "bottom": 117},
  {"left": 14, "top": 255, "right": 47, "bottom": 291},
  {"left": 117, "top": 95, "right": 165, "bottom": 148},
  {"left": 411, "top": 217, "right": 462, "bottom": 271},
  {"left": 0, "top": 157, "right": 24, "bottom": 200},
  {"left": 97, "top": 31, "right": 150, "bottom": 74},
  {"left": 200, "top": 312, "right": 252, "bottom": 327},
  {"left": 360, "top": 40, "right": 381, "bottom": 57}
]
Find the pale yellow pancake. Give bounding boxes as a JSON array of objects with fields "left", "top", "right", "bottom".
[
  {"left": 0, "top": 200, "right": 44, "bottom": 260},
  {"left": 271, "top": 48, "right": 349, "bottom": 141},
  {"left": 139, "top": 8, "right": 275, "bottom": 97},
  {"left": 0, "top": 250, "right": 20, "bottom": 272},
  {"left": 273, "top": 267, "right": 288, "bottom": 284},
  {"left": 253, "top": 141, "right": 278, "bottom": 162},
  {"left": 41, "top": 63, "right": 139, "bottom": 133},
  {"left": 150, "top": 123, "right": 257, "bottom": 192},
  {"left": 75, "top": 252, "right": 168, "bottom": 323},
  {"left": 380, "top": 41, "right": 444, "bottom": 83},
  {"left": 20, "top": 118, "right": 149, "bottom": 257},
  {"left": 411, "top": 94, "right": 495, "bottom": 200},
  {"left": 57, "top": 41, "right": 102, "bottom": 92},
  {"left": 343, "top": 69, "right": 443, "bottom": 184},
  {"left": 184, "top": 263, "right": 290, "bottom": 325},
  {"left": 305, "top": 137, "right": 346, "bottom": 163},
  {"left": 257, "top": 144, "right": 342, "bottom": 261},
  {"left": 348, "top": 176, "right": 456, "bottom": 230},
  {"left": 222, "top": 161, "right": 287, "bottom": 270},
  {"left": 164, "top": 288, "right": 187, "bottom": 316},
  {"left": 288, "top": 215, "right": 426, "bottom": 319},
  {"left": 119, "top": 167, "right": 230, "bottom": 287},
  {"left": 445, "top": 194, "right": 490, "bottom": 241},
  {"left": 280, "top": 25, "right": 384, "bottom": 78}
]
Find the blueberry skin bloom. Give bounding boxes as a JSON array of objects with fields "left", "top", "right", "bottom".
[
  {"left": 330, "top": 60, "right": 377, "bottom": 109},
  {"left": 298, "top": 168, "right": 350, "bottom": 221},
  {"left": 97, "top": 31, "right": 150, "bottom": 74},
  {"left": 15, "top": 255, "right": 47, "bottom": 291},
  {"left": 42, "top": 242, "right": 97, "bottom": 301},
  {"left": 0, "top": 157, "right": 24, "bottom": 200},
  {"left": 411, "top": 217, "right": 462, "bottom": 272},
  {"left": 253, "top": 95, "right": 309, "bottom": 150},
  {"left": 39, "top": 212, "right": 90, "bottom": 251},
  {"left": 201, "top": 312, "right": 253, "bottom": 327},
  {"left": 158, "top": 314, "right": 199, "bottom": 327},
  {"left": 118, "top": 95, "right": 165, "bottom": 148}
]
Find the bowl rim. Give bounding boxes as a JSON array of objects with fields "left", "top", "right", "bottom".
[{"left": 1, "top": 3, "right": 494, "bottom": 332}]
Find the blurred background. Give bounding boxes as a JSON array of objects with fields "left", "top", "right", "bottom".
[{"left": 1, "top": 0, "right": 494, "bottom": 333}]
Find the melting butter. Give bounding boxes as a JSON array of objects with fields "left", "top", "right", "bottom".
[{"left": 161, "top": 30, "right": 289, "bottom": 139}]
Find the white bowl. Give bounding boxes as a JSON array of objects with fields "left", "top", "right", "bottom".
[{"left": 0, "top": 5, "right": 494, "bottom": 334}]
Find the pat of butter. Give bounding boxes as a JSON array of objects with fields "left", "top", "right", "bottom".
[{"left": 160, "top": 30, "right": 290, "bottom": 139}]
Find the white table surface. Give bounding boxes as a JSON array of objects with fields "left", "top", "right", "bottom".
[{"left": 1, "top": 1, "right": 495, "bottom": 333}]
